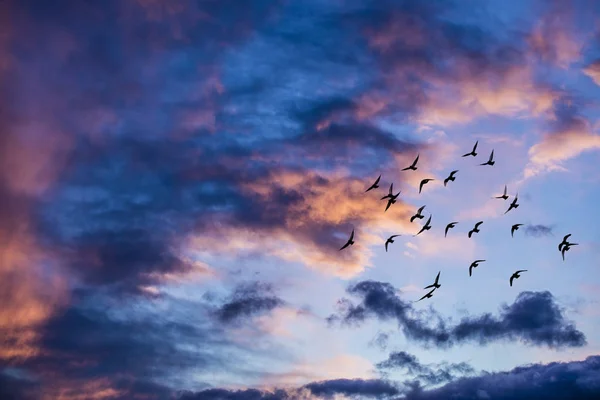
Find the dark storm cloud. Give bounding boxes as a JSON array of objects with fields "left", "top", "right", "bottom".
[
  {"left": 525, "top": 224, "right": 554, "bottom": 237},
  {"left": 329, "top": 281, "right": 586, "bottom": 349},
  {"left": 376, "top": 351, "right": 475, "bottom": 385},
  {"left": 216, "top": 282, "right": 285, "bottom": 324},
  {"left": 401, "top": 355, "right": 600, "bottom": 400},
  {"left": 305, "top": 378, "right": 400, "bottom": 398}
]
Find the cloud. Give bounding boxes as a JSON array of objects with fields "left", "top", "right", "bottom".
[
  {"left": 376, "top": 351, "right": 475, "bottom": 385},
  {"left": 216, "top": 282, "right": 285, "bottom": 324},
  {"left": 525, "top": 102, "right": 600, "bottom": 178},
  {"left": 583, "top": 59, "right": 600, "bottom": 86},
  {"left": 525, "top": 224, "right": 554, "bottom": 237},
  {"left": 400, "top": 355, "right": 600, "bottom": 400},
  {"left": 329, "top": 281, "right": 586, "bottom": 349}
]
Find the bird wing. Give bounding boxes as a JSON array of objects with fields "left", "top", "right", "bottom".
[
  {"left": 418, "top": 205, "right": 425, "bottom": 213},
  {"left": 423, "top": 284, "right": 435, "bottom": 289},
  {"left": 468, "top": 230, "right": 473, "bottom": 238},
  {"left": 388, "top": 183, "right": 394, "bottom": 195},
  {"left": 489, "top": 150, "right": 494, "bottom": 161},
  {"left": 510, "top": 275, "right": 514, "bottom": 286},
  {"left": 374, "top": 175, "right": 381, "bottom": 184},
  {"left": 425, "top": 215, "right": 432, "bottom": 225},
  {"left": 419, "top": 180, "right": 425, "bottom": 193},
  {"left": 475, "top": 259, "right": 486, "bottom": 263},
  {"left": 469, "top": 265, "right": 473, "bottom": 276},
  {"left": 475, "top": 221, "right": 483, "bottom": 228},
  {"left": 339, "top": 241, "right": 350, "bottom": 250},
  {"left": 385, "top": 199, "right": 393, "bottom": 212},
  {"left": 385, "top": 241, "right": 389, "bottom": 252},
  {"left": 350, "top": 230, "right": 354, "bottom": 241},
  {"left": 415, "top": 226, "right": 425, "bottom": 236},
  {"left": 410, "top": 214, "right": 417, "bottom": 223},
  {"left": 503, "top": 185, "right": 507, "bottom": 195},
  {"left": 473, "top": 141, "right": 478, "bottom": 152},
  {"left": 434, "top": 271, "right": 440, "bottom": 284},
  {"left": 413, "top": 154, "right": 419, "bottom": 167},
  {"left": 563, "top": 234, "right": 571, "bottom": 242},
  {"left": 516, "top": 270, "right": 527, "bottom": 273},
  {"left": 561, "top": 247, "right": 566, "bottom": 260},
  {"left": 445, "top": 225, "right": 450, "bottom": 236}
]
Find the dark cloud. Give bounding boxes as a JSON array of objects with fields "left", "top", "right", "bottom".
[
  {"left": 179, "top": 388, "right": 290, "bottom": 400},
  {"left": 525, "top": 224, "right": 554, "bottom": 237},
  {"left": 216, "top": 282, "right": 285, "bottom": 324},
  {"left": 401, "top": 355, "right": 600, "bottom": 400},
  {"left": 376, "top": 351, "right": 475, "bottom": 385},
  {"left": 329, "top": 281, "right": 586, "bottom": 349},
  {"left": 305, "top": 378, "right": 400, "bottom": 398}
]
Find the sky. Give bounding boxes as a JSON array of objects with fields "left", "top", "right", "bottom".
[{"left": 1, "top": 0, "right": 600, "bottom": 399}]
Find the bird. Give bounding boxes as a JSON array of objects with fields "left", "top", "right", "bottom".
[
  {"left": 384, "top": 190, "right": 401, "bottom": 212},
  {"left": 511, "top": 224, "right": 523, "bottom": 237},
  {"left": 339, "top": 229, "right": 355, "bottom": 251},
  {"left": 504, "top": 194, "right": 519, "bottom": 214},
  {"left": 410, "top": 205, "right": 426, "bottom": 223},
  {"left": 424, "top": 271, "right": 441, "bottom": 290},
  {"left": 469, "top": 259, "right": 486, "bottom": 276},
  {"left": 381, "top": 183, "right": 395, "bottom": 200},
  {"left": 480, "top": 150, "right": 495, "bottom": 166},
  {"left": 385, "top": 235, "right": 401, "bottom": 252},
  {"left": 462, "top": 140, "right": 478, "bottom": 157},
  {"left": 561, "top": 243, "right": 578, "bottom": 261},
  {"left": 510, "top": 270, "right": 527, "bottom": 286},
  {"left": 365, "top": 175, "right": 381, "bottom": 192},
  {"left": 416, "top": 288, "right": 436, "bottom": 302},
  {"left": 445, "top": 222, "right": 458, "bottom": 237},
  {"left": 402, "top": 154, "right": 420, "bottom": 171},
  {"left": 468, "top": 221, "right": 483, "bottom": 238},
  {"left": 414, "top": 215, "right": 432, "bottom": 236},
  {"left": 419, "top": 178, "right": 434, "bottom": 194},
  {"left": 558, "top": 234, "right": 572, "bottom": 252},
  {"left": 443, "top": 170, "right": 458, "bottom": 187},
  {"left": 495, "top": 185, "right": 509, "bottom": 200}
]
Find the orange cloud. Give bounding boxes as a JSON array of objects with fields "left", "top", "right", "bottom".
[
  {"left": 583, "top": 59, "right": 600, "bottom": 86},
  {"left": 525, "top": 114, "right": 600, "bottom": 178},
  {"left": 188, "top": 169, "right": 416, "bottom": 278}
]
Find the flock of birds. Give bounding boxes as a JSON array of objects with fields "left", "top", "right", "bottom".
[{"left": 338, "top": 140, "right": 579, "bottom": 302}]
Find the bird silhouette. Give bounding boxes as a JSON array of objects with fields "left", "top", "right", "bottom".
[
  {"left": 381, "top": 183, "right": 395, "bottom": 200},
  {"left": 469, "top": 259, "right": 485, "bottom": 276},
  {"left": 339, "top": 229, "right": 355, "bottom": 251},
  {"left": 419, "top": 178, "right": 434, "bottom": 194},
  {"left": 510, "top": 270, "right": 527, "bottom": 286},
  {"left": 558, "top": 234, "right": 572, "bottom": 252},
  {"left": 511, "top": 223, "right": 523, "bottom": 237},
  {"left": 462, "top": 140, "right": 478, "bottom": 157},
  {"left": 385, "top": 235, "right": 401, "bottom": 252},
  {"left": 424, "top": 271, "right": 441, "bottom": 289},
  {"left": 410, "top": 205, "right": 426, "bottom": 223},
  {"left": 468, "top": 221, "right": 483, "bottom": 238},
  {"left": 415, "top": 215, "right": 432, "bottom": 236},
  {"left": 416, "top": 288, "right": 436, "bottom": 302},
  {"left": 402, "top": 154, "right": 420, "bottom": 171},
  {"left": 445, "top": 222, "right": 458, "bottom": 237},
  {"left": 495, "top": 185, "right": 508, "bottom": 200},
  {"left": 365, "top": 174, "right": 381, "bottom": 192},
  {"left": 480, "top": 150, "right": 495, "bottom": 166},
  {"left": 504, "top": 194, "right": 519, "bottom": 214},
  {"left": 443, "top": 170, "right": 458, "bottom": 187},
  {"left": 384, "top": 190, "right": 401, "bottom": 212},
  {"left": 561, "top": 243, "right": 578, "bottom": 261}
]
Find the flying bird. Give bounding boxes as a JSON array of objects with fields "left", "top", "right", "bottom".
[
  {"left": 445, "top": 222, "right": 458, "bottom": 237},
  {"left": 339, "top": 229, "right": 355, "bottom": 251},
  {"left": 561, "top": 243, "right": 578, "bottom": 261},
  {"left": 419, "top": 178, "right": 434, "bottom": 194},
  {"left": 424, "top": 271, "right": 441, "bottom": 290},
  {"left": 495, "top": 185, "right": 509, "bottom": 200},
  {"left": 365, "top": 174, "right": 381, "bottom": 192},
  {"left": 504, "top": 194, "right": 519, "bottom": 214},
  {"left": 416, "top": 288, "right": 436, "bottom": 302},
  {"left": 402, "top": 154, "right": 420, "bottom": 171},
  {"left": 558, "top": 234, "right": 572, "bottom": 252},
  {"left": 443, "top": 170, "right": 458, "bottom": 187},
  {"left": 462, "top": 140, "right": 478, "bottom": 157},
  {"left": 480, "top": 150, "right": 495, "bottom": 166},
  {"left": 414, "top": 215, "right": 432, "bottom": 236},
  {"left": 511, "top": 224, "right": 523, "bottom": 237},
  {"left": 385, "top": 235, "right": 401, "bottom": 252},
  {"left": 468, "top": 221, "right": 483, "bottom": 238},
  {"left": 510, "top": 270, "right": 527, "bottom": 286},
  {"left": 410, "top": 205, "right": 426, "bottom": 223},
  {"left": 469, "top": 259, "right": 486, "bottom": 276},
  {"left": 381, "top": 183, "right": 395, "bottom": 200},
  {"left": 384, "top": 190, "right": 401, "bottom": 212}
]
